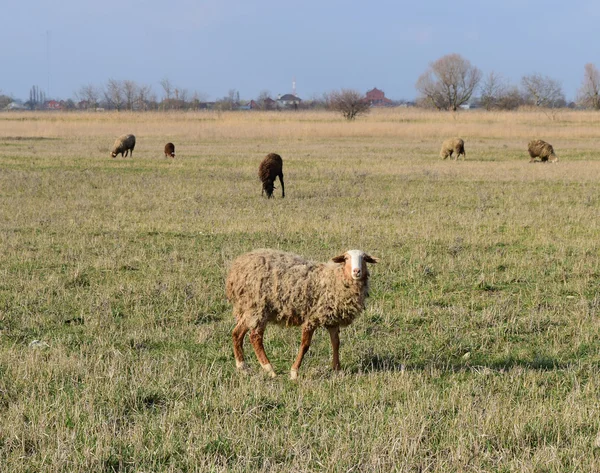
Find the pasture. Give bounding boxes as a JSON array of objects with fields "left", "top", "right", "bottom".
[{"left": 1, "top": 108, "right": 600, "bottom": 472}]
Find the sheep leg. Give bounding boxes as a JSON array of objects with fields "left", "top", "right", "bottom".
[
  {"left": 327, "top": 326, "right": 341, "bottom": 371},
  {"left": 232, "top": 319, "right": 250, "bottom": 371},
  {"left": 279, "top": 173, "right": 285, "bottom": 198},
  {"left": 249, "top": 326, "right": 276, "bottom": 378},
  {"left": 290, "top": 326, "right": 315, "bottom": 379}
]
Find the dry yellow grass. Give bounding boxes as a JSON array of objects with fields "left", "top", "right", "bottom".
[{"left": 3, "top": 108, "right": 600, "bottom": 141}]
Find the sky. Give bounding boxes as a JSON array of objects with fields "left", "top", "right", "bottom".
[{"left": 2, "top": 0, "right": 599, "bottom": 102}]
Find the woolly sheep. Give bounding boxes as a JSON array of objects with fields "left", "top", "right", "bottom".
[
  {"left": 440, "top": 137, "right": 466, "bottom": 160},
  {"left": 258, "top": 153, "right": 285, "bottom": 198},
  {"left": 528, "top": 139, "right": 558, "bottom": 163},
  {"left": 164, "top": 142, "right": 175, "bottom": 158},
  {"left": 110, "top": 134, "right": 136, "bottom": 158},
  {"left": 226, "top": 249, "right": 379, "bottom": 379}
]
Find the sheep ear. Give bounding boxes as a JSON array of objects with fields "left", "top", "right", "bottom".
[
  {"left": 364, "top": 254, "right": 379, "bottom": 264},
  {"left": 331, "top": 254, "right": 346, "bottom": 263}
]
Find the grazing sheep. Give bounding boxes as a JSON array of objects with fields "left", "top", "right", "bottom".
[
  {"left": 440, "top": 137, "right": 466, "bottom": 160},
  {"left": 528, "top": 139, "right": 558, "bottom": 163},
  {"left": 258, "top": 153, "right": 285, "bottom": 198},
  {"left": 164, "top": 142, "right": 175, "bottom": 158},
  {"left": 226, "top": 249, "right": 379, "bottom": 379},
  {"left": 110, "top": 134, "right": 136, "bottom": 158}
]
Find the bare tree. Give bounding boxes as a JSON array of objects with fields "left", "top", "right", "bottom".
[
  {"left": 480, "top": 72, "right": 524, "bottom": 110},
  {"left": 215, "top": 89, "right": 239, "bottom": 111},
  {"left": 480, "top": 72, "right": 507, "bottom": 111},
  {"left": 326, "top": 89, "right": 370, "bottom": 120},
  {"left": 228, "top": 89, "right": 237, "bottom": 108},
  {"left": 496, "top": 86, "right": 524, "bottom": 110},
  {"left": 255, "top": 90, "right": 273, "bottom": 110},
  {"left": 122, "top": 80, "right": 138, "bottom": 110},
  {"left": 104, "top": 79, "right": 124, "bottom": 111},
  {"left": 521, "top": 73, "right": 565, "bottom": 108},
  {"left": 0, "top": 92, "right": 12, "bottom": 109},
  {"left": 76, "top": 84, "right": 100, "bottom": 110},
  {"left": 577, "top": 63, "right": 600, "bottom": 110},
  {"left": 190, "top": 90, "right": 208, "bottom": 110},
  {"left": 159, "top": 77, "right": 173, "bottom": 109},
  {"left": 136, "top": 84, "right": 152, "bottom": 111},
  {"left": 170, "top": 88, "right": 189, "bottom": 110},
  {"left": 416, "top": 53, "right": 482, "bottom": 111},
  {"left": 179, "top": 88, "right": 189, "bottom": 106}
]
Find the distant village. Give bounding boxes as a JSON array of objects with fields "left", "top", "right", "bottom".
[
  {"left": 0, "top": 87, "right": 413, "bottom": 112},
  {"left": 3, "top": 52, "right": 593, "bottom": 113}
]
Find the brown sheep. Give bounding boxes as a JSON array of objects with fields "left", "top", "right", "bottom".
[
  {"left": 164, "top": 142, "right": 175, "bottom": 158},
  {"left": 258, "top": 153, "right": 285, "bottom": 198},
  {"left": 440, "top": 137, "right": 466, "bottom": 160},
  {"left": 528, "top": 139, "right": 558, "bottom": 163},
  {"left": 226, "top": 249, "right": 379, "bottom": 379},
  {"left": 110, "top": 134, "right": 136, "bottom": 158}
]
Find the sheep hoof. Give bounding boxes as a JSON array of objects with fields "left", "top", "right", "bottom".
[
  {"left": 236, "top": 361, "right": 251, "bottom": 375},
  {"left": 290, "top": 369, "right": 298, "bottom": 380},
  {"left": 262, "top": 363, "right": 276, "bottom": 378}
]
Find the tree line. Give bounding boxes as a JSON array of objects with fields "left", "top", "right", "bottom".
[
  {"left": 74, "top": 78, "right": 209, "bottom": 111},
  {"left": 415, "top": 53, "right": 600, "bottom": 111},
  {"left": 2, "top": 55, "right": 599, "bottom": 115}
]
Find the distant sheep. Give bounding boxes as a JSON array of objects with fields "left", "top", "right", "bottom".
[
  {"left": 226, "top": 249, "right": 379, "bottom": 379},
  {"left": 440, "top": 137, "right": 466, "bottom": 160},
  {"left": 258, "top": 153, "right": 285, "bottom": 198},
  {"left": 164, "top": 142, "right": 175, "bottom": 158},
  {"left": 528, "top": 139, "right": 558, "bottom": 163},
  {"left": 110, "top": 134, "right": 136, "bottom": 158}
]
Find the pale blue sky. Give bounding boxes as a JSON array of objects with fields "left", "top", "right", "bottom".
[{"left": 2, "top": 0, "right": 599, "bottom": 102}]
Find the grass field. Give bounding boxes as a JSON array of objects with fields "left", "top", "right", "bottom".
[{"left": 1, "top": 108, "right": 600, "bottom": 472}]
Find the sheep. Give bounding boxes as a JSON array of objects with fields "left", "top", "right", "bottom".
[
  {"left": 440, "top": 137, "right": 466, "bottom": 160},
  {"left": 528, "top": 139, "right": 558, "bottom": 163},
  {"left": 110, "top": 134, "right": 136, "bottom": 158},
  {"left": 164, "top": 142, "right": 175, "bottom": 158},
  {"left": 258, "top": 153, "right": 285, "bottom": 198},
  {"left": 226, "top": 249, "right": 379, "bottom": 379}
]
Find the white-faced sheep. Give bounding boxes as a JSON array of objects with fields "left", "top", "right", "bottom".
[
  {"left": 164, "top": 142, "right": 175, "bottom": 158},
  {"left": 226, "top": 249, "right": 379, "bottom": 379},
  {"left": 440, "top": 137, "right": 466, "bottom": 160},
  {"left": 258, "top": 153, "right": 285, "bottom": 198},
  {"left": 528, "top": 139, "right": 558, "bottom": 163},
  {"left": 110, "top": 134, "right": 136, "bottom": 158}
]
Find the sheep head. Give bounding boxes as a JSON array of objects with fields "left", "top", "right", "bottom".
[
  {"left": 263, "top": 179, "right": 275, "bottom": 198},
  {"left": 331, "top": 250, "right": 378, "bottom": 281}
]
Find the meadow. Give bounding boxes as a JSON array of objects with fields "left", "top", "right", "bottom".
[{"left": 1, "top": 108, "right": 600, "bottom": 472}]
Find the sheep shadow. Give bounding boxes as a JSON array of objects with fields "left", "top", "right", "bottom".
[{"left": 354, "top": 351, "right": 569, "bottom": 374}]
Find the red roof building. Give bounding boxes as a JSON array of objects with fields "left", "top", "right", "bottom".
[
  {"left": 365, "top": 88, "right": 393, "bottom": 107},
  {"left": 45, "top": 100, "right": 62, "bottom": 110}
]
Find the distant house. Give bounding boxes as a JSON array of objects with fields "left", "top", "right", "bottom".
[
  {"left": 45, "top": 100, "right": 62, "bottom": 110},
  {"left": 250, "top": 97, "right": 276, "bottom": 110},
  {"left": 6, "top": 101, "right": 28, "bottom": 110},
  {"left": 365, "top": 88, "right": 393, "bottom": 107},
  {"left": 277, "top": 94, "right": 302, "bottom": 109}
]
